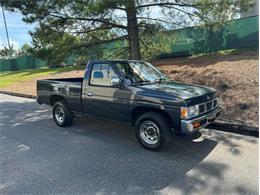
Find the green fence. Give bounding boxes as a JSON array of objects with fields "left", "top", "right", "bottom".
[
  {"left": 160, "top": 15, "right": 259, "bottom": 58},
  {"left": 0, "top": 15, "right": 258, "bottom": 71},
  {"left": 0, "top": 56, "right": 46, "bottom": 71}
]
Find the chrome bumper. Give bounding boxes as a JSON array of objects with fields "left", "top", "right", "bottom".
[{"left": 181, "top": 107, "right": 222, "bottom": 134}]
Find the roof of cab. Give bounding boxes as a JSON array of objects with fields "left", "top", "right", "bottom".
[{"left": 87, "top": 59, "right": 144, "bottom": 64}]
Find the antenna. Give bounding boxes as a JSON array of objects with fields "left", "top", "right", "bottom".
[{"left": 1, "top": 5, "right": 12, "bottom": 58}]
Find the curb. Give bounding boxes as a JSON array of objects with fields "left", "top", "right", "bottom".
[
  {"left": 0, "top": 90, "right": 36, "bottom": 99},
  {"left": 0, "top": 90, "right": 258, "bottom": 138},
  {"left": 209, "top": 121, "right": 258, "bottom": 138}
]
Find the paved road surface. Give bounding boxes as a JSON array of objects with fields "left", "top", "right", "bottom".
[{"left": 0, "top": 94, "right": 258, "bottom": 194}]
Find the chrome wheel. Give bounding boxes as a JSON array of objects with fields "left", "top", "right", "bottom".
[
  {"left": 140, "top": 120, "right": 160, "bottom": 145},
  {"left": 54, "top": 105, "right": 65, "bottom": 124}
]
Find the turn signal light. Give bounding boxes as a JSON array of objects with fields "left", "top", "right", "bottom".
[
  {"left": 181, "top": 107, "right": 188, "bottom": 119},
  {"left": 193, "top": 121, "right": 201, "bottom": 128}
]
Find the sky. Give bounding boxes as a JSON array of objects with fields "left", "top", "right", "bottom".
[{"left": 0, "top": 8, "right": 34, "bottom": 49}]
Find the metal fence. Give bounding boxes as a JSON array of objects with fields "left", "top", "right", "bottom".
[{"left": 0, "top": 15, "right": 258, "bottom": 71}]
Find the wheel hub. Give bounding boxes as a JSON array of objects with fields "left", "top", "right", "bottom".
[
  {"left": 140, "top": 120, "right": 160, "bottom": 145},
  {"left": 55, "top": 106, "right": 65, "bottom": 124}
]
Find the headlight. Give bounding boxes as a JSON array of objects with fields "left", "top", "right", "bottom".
[
  {"left": 216, "top": 98, "right": 221, "bottom": 106},
  {"left": 181, "top": 105, "right": 199, "bottom": 119},
  {"left": 189, "top": 105, "right": 199, "bottom": 116}
]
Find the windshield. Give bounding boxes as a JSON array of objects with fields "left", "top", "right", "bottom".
[{"left": 115, "top": 61, "right": 169, "bottom": 85}]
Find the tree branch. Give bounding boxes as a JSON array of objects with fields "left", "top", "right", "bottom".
[
  {"left": 73, "top": 0, "right": 126, "bottom": 11},
  {"left": 139, "top": 38, "right": 149, "bottom": 49},
  {"left": 68, "top": 26, "right": 126, "bottom": 36},
  {"left": 48, "top": 12, "right": 127, "bottom": 29},
  {"left": 137, "top": 17, "right": 172, "bottom": 24},
  {"left": 104, "top": 46, "right": 128, "bottom": 59},
  {"left": 170, "top": 6, "right": 198, "bottom": 18},
  {"left": 73, "top": 35, "right": 128, "bottom": 49},
  {"left": 136, "top": 2, "right": 197, "bottom": 9}
]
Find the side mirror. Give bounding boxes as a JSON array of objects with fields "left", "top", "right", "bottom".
[{"left": 111, "top": 76, "right": 121, "bottom": 87}]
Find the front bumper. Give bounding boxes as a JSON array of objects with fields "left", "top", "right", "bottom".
[{"left": 181, "top": 107, "right": 222, "bottom": 134}]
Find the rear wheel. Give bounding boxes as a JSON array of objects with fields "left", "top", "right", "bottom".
[
  {"left": 135, "top": 112, "right": 170, "bottom": 151},
  {"left": 53, "top": 100, "right": 74, "bottom": 127}
]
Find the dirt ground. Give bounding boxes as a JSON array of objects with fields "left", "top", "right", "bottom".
[
  {"left": 156, "top": 50, "right": 259, "bottom": 127},
  {"left": 1, "top": 50, "right": 258, "bottom": 126},
  {"left": 0, "top": 70, "right": 85, "bottom": 97}
]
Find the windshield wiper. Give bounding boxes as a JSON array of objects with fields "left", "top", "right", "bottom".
[
  {"left": 138, "top": 80, "right": 152, "bottom": 85},
  {"left": 155, "top": 77, "right": 166, "bottom": 83},
  {"left": 131, "top": 80, "right": 152, "bottom": 86}
]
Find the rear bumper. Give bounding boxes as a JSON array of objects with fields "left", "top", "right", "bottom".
[{"left": 181, "top": 107, "right": 222, "bottom": 134}]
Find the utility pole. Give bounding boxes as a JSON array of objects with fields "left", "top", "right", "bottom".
[{"left": 1, "top": 5, "right": 12, "bottom": 58}]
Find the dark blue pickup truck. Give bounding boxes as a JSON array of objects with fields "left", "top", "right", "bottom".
[{"left": 37, "top": 60, "right": 222, "bottom": 150}]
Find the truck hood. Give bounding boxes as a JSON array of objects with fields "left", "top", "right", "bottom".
[{"left": 137, "top": 81, "right": 216, "bottom": 101}]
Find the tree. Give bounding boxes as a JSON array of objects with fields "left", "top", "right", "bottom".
[
  {"left": 29, "top": 24, "right": 111, "bottom": 66},
  {"left": 18, "top": 43, "right": 33, "bottom": 56},
  {"left": 1, "top": 0, "right": 252, "bottom": 61},
  {"left": 0, "top": 43, "right": 32, "bottom": 59},
  {"left": 0, "top": 46, "right": 14, "bottom": 59}
]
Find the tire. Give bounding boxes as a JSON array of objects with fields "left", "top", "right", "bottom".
[
  {"left": 52, "top": 100, "right": 74, "bottom": 127},
  {"left": 135, "top": 112, "right": 170, "bottom": 151}
]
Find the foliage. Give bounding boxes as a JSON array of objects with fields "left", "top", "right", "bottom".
[
  {"left": 1, "top": 0, "right": 252, "bottom": 63},
  {"left": 0, "top": 46, "right": 14, "bottom": 59},
  {"left": 139, "top": 24, "right": 176, "bottom": 60},
  {"left": 19, "top": 43, "right": 33, "bottom": 56},
  {"left": 29, "top": 26, "right": 80, "bottom": 67},
  {"left": 0, "top": 43, "right": 33, "bottom": 59}
]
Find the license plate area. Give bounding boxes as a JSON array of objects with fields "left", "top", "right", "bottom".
[{"left": 208, "top": 113, "right": 216, "bottom": 121}]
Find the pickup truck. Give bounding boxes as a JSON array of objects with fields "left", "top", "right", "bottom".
[{"left": 37, "top": 60, "right": 222, "bottom": 150}]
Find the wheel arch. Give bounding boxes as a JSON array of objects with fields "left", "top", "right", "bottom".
[
  {"left": 50, "top": 95, "right": 66, "bottom": 106},
  {"left": 131, "top": 106, "right": 172, "bottom": 126}
]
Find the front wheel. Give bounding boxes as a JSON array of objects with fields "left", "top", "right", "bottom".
[
  {"left": 53, "top": 100, "right": 74, "bottom": 127},
  {"left": 135, "top": 112, "right": 170, "bottom": 151}
]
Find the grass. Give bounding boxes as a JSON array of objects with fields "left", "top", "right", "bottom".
[{"left": 0, "top": 66, "right": 84, "bottom": 88}]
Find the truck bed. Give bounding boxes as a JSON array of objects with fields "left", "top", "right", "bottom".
[
  {"left": 37, "top": 77, "right": 83, "bottom": 112},
  {"left": 46, "top": 78, "right": 83, "bottom": 83}
]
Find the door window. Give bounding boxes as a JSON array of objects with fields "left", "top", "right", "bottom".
[{"left": 90, "top": 63, "right": 119, "bottom": 87}]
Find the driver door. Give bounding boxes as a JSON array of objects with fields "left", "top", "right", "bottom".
[{"left": 82, "top": 62, "right": 130, "bottom": 122}]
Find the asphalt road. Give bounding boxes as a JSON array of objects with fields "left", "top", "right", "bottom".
[{"left": 0, "top": 94, "right": 258, "bottom": 195}]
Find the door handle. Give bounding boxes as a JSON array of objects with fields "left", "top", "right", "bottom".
[{"left": 87, "top": 92, "right": 93, "bottom": 97}]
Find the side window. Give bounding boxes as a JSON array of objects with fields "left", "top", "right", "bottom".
[{"left": 90, "top": 63, "right": 119, "bottom": 87}]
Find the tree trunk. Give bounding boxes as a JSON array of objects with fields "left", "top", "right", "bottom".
[{"left": 126, "top": 0, "right": 141, "bottom": 60}]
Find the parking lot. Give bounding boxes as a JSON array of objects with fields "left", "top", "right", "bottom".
[{"left": 0, "top": 94, "right": 258, "bottom": 194}]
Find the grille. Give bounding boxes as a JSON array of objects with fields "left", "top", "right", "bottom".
[
  {"left": 198, "top": 98, "right": 218, "bottom": 114},
  {"left": 213, "top": 99, "right": 218, "bottom": 107},
  {"left": 199, "top": 104, "right": 205, "bottom": 113},
  {"left": 206, "top": 102, "right": 213, "bottom": 111}
]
